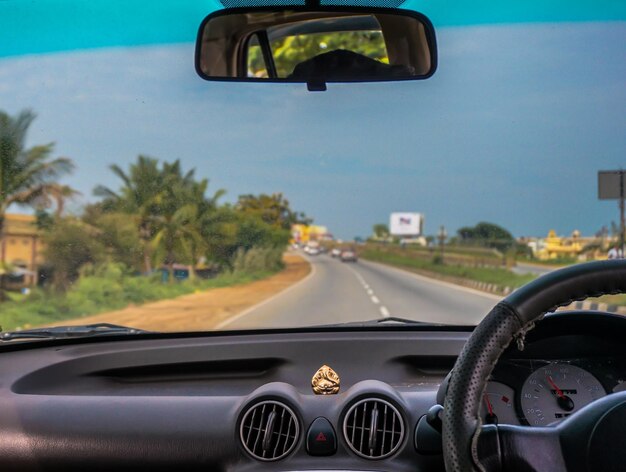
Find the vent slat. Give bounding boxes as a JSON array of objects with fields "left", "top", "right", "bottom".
[
  {"left": 343, "top": 398, "right": 404, "bottom": 459},
  {"left": 381, "top": 403, "right": 388, "bottom": 453},
  {"left": 240, "top": 401, "right": 299, "bottom": 461}
]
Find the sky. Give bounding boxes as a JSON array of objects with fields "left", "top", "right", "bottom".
[{"left": 0, "top": 10, "right": 625, "bottom": 239}]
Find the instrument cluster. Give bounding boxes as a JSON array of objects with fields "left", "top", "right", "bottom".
[{"left": 481, "top": 356, "right": 626, "bottom": 427}]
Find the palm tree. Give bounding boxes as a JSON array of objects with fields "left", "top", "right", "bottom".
[
  {"left": 94, "top": 156, "right": 167, "bottom": 274},
  {"left": 36, "top": 184, "right": 80, "bottom": 217},
  {"left": 151, "top": 203, "right": 205, "bottom": 283},
  {"left": 150, "top": 168, "right": 225, "bottom": 282},
  {"left": 0, "top": 109, "right": 74, "bottom": 299},
  {"left": 95, "top": 156, "right": 226, "bottom": 277},
  {"left": 0, "top": 109, "right": 74, "bottom": 236}
]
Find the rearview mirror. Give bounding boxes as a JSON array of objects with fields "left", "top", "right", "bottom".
[{"left": 195, "top": 7, "right": 437, "bottom": 89}]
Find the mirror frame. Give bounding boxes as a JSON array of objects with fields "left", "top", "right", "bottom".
[{"left": 194, "top": 5, "right": 438, "bottom": 84}]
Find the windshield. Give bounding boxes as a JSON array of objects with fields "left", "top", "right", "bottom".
[{"left": 0, "top": 0, "right": 625, "bottom": 334}]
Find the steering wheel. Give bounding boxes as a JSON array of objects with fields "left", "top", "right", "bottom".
[{"left": 442, "top": 260, "right": 626, "bottom": 472}]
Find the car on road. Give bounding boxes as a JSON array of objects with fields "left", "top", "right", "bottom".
[
  {"left": 330, "top": 248, "right": 342, "bottom": 258},
  {"left": 340, "top": 250, "right": 358, "bottom": 262},
  {"left": 307, "top": 247, "right": 321, "bottom": 256}
]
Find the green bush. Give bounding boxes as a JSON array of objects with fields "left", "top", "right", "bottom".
[
  {"left": 231, "top": 246, "right": 284, "bottom": 275},
  {"left": 0, "top": 251, "right": 284, "bottom": 332}
]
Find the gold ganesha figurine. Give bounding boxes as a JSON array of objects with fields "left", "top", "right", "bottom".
[{"left": 311, "top": 365, "right": 340, "bottom": 395}]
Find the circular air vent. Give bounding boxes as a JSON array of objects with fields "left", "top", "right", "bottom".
[
  {"left": 239, "top": 400, "right": 299, "bottom": 461},
  {"left": 343, "top": 398, "right": 405, "bottom": 459}
]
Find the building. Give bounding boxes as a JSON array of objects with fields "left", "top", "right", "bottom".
[
  {"left": 0, "top": 214, "right": 43, "bottom": 287},
  {"left": 291, "top": 224, "right": 332, "bottom": 244},
  {"left": 527, "top": 230, "right": 601, "bottom": 261}
]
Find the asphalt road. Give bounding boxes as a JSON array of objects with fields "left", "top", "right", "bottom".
[
  {"left": 219, "top": 253, "right": 500, "bottom": 330},
  {"left": 511, "top": 262, "right": 557, "bottom": 276}
]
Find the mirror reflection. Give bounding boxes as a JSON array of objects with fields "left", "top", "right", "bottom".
[{"left": 196, "top": 9, "right": 437, "bottom": 83}]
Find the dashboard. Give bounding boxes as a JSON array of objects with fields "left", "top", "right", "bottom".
[{"left": 0, "top": 311, "right": 624, "bottom": 471}]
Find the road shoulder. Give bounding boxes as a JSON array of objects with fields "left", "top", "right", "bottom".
[{"left": 48, "top": 254, "right": 311, "bottom": 332}]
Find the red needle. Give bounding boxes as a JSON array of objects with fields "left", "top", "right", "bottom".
[
  {"left": 484, "top": 394, "right": 495, "bottom": 416},
  {"left": 547, "top": 376, "right": 566, "bottom": 399}
]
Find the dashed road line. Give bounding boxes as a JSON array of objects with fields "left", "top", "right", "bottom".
[{"left": 343, "top": 263, "right": 390, "bottom": 317}]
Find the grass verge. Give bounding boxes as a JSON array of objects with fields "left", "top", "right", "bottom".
[{"left": 361, "top": 249, "right": 536, "bottom": 291}]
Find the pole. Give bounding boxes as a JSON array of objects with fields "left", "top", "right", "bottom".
[{"left": 619, "top": 170, "right": 626, "bottom": 257}]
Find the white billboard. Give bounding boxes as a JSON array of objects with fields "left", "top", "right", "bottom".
[{"left": 390, "top": 213, "right": 423, "bottom": 236}]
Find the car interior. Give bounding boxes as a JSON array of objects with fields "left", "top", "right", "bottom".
[{"left": 0, "top": 0, "right": 625, "bottom": 471}]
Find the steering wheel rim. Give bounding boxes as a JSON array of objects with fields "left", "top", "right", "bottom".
[{"left": 442, "top": 260, "right": 626, "bottom": 472}]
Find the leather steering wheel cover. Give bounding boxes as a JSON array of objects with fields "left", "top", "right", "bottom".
[{"left": 442, "top": 260, "right": 626, "bottom": 472}]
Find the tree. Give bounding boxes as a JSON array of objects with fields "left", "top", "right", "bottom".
[
  {"left": 0, "top": 109, "right": 74, "bottom": 298},
  {"left": 83, "top": 206, "right": 144, "bottom": 272},
  {"left": 457, "top": 221, "right": 514, "bottom": 252},
  {"left": 42, "top": 217, "right": 105, "bottom": 291},
  {"left": 0, "top": 109, "right": 74, "bottom": 236},
  {"left": 249, "top": 30, "right": 389, "bottom": 77},
  {"left": 372, "top": 223, "right": 389, "bottom": 239},
  {"left": 96, "top": 156, "right": 227, "bottom": 279},
  {"left": 36, "top": 184, "right": 80, "bottom": 217},
  {"left": 94, "top": 156, "right": 171, "bottom": 274},
  {"left": 236, "top": 193, "right": 310, "bottom": 230}
]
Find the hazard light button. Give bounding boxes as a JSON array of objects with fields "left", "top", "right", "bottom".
[{"left": 306, "top": 417, "right": 337, "bottom": 456}]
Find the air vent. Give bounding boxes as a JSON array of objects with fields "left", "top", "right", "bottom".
[
  {"left": 343, "top": 398, "right": 404, "bottom": 459},
  {"left": 239, "top": 400, "right": 299, "bottom": 461}
]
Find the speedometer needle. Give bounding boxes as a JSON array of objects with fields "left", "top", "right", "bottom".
[
  {"left": 484, "top": 394, "right": 498, "bottom": 424},
  {"left": 547, "top": 376, "right": 574, "bottom": 412}
]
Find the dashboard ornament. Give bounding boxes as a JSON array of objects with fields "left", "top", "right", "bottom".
[{"left": 312, "top": 365, "right": 340, "bottom": 395}]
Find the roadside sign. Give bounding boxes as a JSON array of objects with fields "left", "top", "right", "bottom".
[
  {"left": 598, "top": 170, "right": 625, "bottom": 254},
  {"left": 598, "top": 171, "right": 624, "bottom": 200},
  {"left": 390, "top": 212, "right": 423, "bottom": 236}
]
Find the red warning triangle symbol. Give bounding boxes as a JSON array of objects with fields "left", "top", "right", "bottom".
[{"left": 315, "top": 432, "right": 327, "bottom": 442}]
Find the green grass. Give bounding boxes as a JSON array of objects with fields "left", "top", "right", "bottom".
[
  {"left": 361, "top": 249, "right": 536, "bottom": 290},
  {"left": 516, "top": 256, "right": 577, "bottom": 266},
  {"left": 0, "top": 264, "right": 279, "bottom": 332},
  {"left": 587, "top": 294, "right": 626, "bottom": 307}
]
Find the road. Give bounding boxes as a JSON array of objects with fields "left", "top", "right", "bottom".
[
  {"left": 511, "top": 262, "right": 558, "bottom": 276},
  {"left": 218, "top": 253, "right": 500, "bottom": 330}
]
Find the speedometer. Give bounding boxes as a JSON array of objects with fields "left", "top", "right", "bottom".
[
  {"left": 480, "top": 381, "right": 519, "bottom": 425},
  {"left": 520, "top": 363, "right": 605, "bottom": 426}
]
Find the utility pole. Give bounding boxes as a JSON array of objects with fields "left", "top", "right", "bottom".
[
  {"left": 438, "top": 225, "right": 447, "bottom": 260},
  {"left": 619, "top": 169, "right": 626, "bottom": 257}
]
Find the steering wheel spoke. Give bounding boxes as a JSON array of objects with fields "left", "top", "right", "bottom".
[{"left": 477, "top": 423, "right": 565, "bottom": 472}]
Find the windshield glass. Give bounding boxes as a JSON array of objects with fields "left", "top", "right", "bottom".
[{"left": 0, "top": 0, "right": 625, "bottom": 334}]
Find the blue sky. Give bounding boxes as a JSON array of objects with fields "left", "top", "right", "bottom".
[{"left": 0, "top": 19, "right": 625, "bottom": 239}]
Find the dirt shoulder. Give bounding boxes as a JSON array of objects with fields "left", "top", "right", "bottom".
[{"left": 51, "top": 254, "right": 310, "bottom": 332}]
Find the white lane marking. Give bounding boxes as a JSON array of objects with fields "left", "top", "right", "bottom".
[
  {"left": 343, "top": 263, "right": 388, "bottom": 314},
  {"left": 361, "top": 259, "right": 502, "bottom": 302},
  {"left": 215, "top": 255, "right": 316, "bottom": 329}
]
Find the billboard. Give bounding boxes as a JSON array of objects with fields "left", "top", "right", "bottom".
[{"left": 390, "top": 213, "right": 423, "bottom": 236}]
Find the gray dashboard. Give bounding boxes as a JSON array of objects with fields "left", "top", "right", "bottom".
[
  {"left": 0, "top": 312, "right": 624, "bottom": 471},
  {"left": 0, "top": 328, "right": 466, "bottom": 471}
]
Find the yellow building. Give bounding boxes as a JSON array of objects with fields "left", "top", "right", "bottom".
[
  {"left": 291, "top": 224, "right": 331, "bottom": 244},
  {"left": 0, "top": 214, "right": 43, "bottom": 286},
  {"left": 535, "top": 230, "right": 584, "bottom": 260}
]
